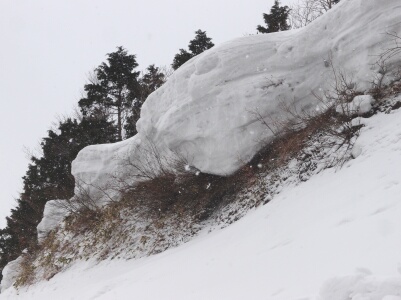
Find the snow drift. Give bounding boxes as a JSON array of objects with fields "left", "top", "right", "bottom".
[{"left": 72, "top": 0, "right": 401, "bottom": 200}]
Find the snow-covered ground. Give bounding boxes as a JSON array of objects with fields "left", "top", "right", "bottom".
[{"left": 2, "top": 99, "right": 401, "bottom": 299}]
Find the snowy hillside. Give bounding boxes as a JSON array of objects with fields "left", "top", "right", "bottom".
[
  {"left": 2, "top": 0, "right": 401, "bottom": 299},
  {"left": 2, "top": 95, "right": 401, "bottom": 299},
  {"left": 72, "top": 0, "right": 401, "bottom": 201}
]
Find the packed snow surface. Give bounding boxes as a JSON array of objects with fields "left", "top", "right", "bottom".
[
  {"left": 72, "top": 0, "right": 401, "bottom": 199},
  {"left": 3, "top": 99, "right": 401, "bottom": 299}
]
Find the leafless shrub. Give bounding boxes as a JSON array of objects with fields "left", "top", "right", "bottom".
[
  {"left": 378, "top": 32, "right": 401, "bottom": 62},
  {"left": 252, "top": 56, "right": 365, "bottom": 168},
  {"left": 317, "top": 0, "right": 339, "bottom": 11},
  {"left": 252, "top": 104, "right": 358, "bottom": 169},
  {"left": 158, "top": 65, "right": 174, "bottom": 80},
  {"left": 54, "top": 181, "right": 99, "bottom": 216},
  {"left": 322, "top": 54, "right": 362, "bottom": 104},
  {"left": 119, "top": 139, "right": 187, "bottom": 184},
  {"left": 370, "top": 59, "right": 389, "bottom": 100},
  {"left": 369, "top": 32, "right": 401, "bottom": 100},
  {"left": 289, "top": 0, "right": 324, "bottom": 29},
  {"left": 289, "top": 0, "right": 340, "bottom": 29},
  {"left": 50, "top": 178, "right": 121, "bottom": 233}
]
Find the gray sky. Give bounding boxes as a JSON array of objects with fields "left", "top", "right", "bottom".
[{"left": 0, "top": 0, "right": 293, "bottom": 227}]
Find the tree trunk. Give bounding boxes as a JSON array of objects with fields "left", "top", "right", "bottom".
[
  {"left": 116, "top": 91, "right": 123, "bottom": 141},
  {"left": 117, "top": 105, "right": 122, "bottom": 141}
]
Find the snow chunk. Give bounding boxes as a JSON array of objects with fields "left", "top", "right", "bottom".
[
  {"left": 318, "top": 273, "right": 401, "bottom": 300},
  {"left": 71, "top": 0, "right": 401, "bottom": 202},
  {"left": 351, "top": 143, "right": 363, "bottom": 159},
  {"left": 336, "top": 95, "right": 375, "bottom": 116},
  {"left": 37, "top": 200, "right": 69, "bottom": 243},
  {"left": 1, "top": 256, "right": 23, "bottom": 292}
]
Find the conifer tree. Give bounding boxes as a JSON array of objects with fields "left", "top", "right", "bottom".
[
  {"left": 0, "top": 116, "right": 116, "bottom": 281},
  {"left": 125, "top": 65, "right": 166, "bottom": 138},
  {"left": 140, "top": 65, "right": 166, "bottom": 97},
  {"left": 188, "top": 30, "right": 215, "bottom": 55},
  {"left": 172, "top": 30, "right": 214, "bottom": 70},
  {"left": 257, "top": 0, "right": 290, "bottom": 33},
  {"left": 172, "top": 49, "right": 193, "bottom": 71},
  {"left": 79, "top": 46, "right": 140, "bottom": 141}
]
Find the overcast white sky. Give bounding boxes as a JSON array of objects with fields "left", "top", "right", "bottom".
[{"left": 0, "top": 0, "right": 295, "bottom": 227}]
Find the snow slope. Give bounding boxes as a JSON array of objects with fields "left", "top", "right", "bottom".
[
  {"left": 3, "top": 0, "right": 401, "bottom": 298},
  {"left": 3, "top": 98, "right": 401, "bottom": 299},
  {"left": 72, "top": 0, "right": 401, "bottom": 201}
]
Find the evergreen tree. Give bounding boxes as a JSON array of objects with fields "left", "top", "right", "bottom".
[
  {"left": 257, "top": 0, "right": 290, "bottom": 34},
  {"left": 0, "top": 228, "right": 16, "bottom": 276},
  {"left": 188, "top": 30, "right": 215, "bottom": 55},
  {"left": 140, "top": 65, "right": 166, "bottom": 97},
  {"left": 319, "top": 0, "right": 340, "bottom": 11},
  {"left": 125, "top": 65, "right": 166, "bottom": 138},
  {"left": 79, "top": 46, "right": 140, "bottom": 141},
  {"left": 0, "top": 116, "right": 116, "bottom": 281},
  {"left": 172, "top": 30, "right": 214, "bottom": 70},
  {"left": 172, "top": 49, "right": 193, "bottom": 70}
]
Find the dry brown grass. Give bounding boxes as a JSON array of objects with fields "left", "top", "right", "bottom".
[
  {"left": 13, "top": 253, "right": 36, "bottom": 288},
  {"left": 122, "top": 169, "right": 249, "bottom": 222}
]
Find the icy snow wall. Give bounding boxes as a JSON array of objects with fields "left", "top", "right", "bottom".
[
  {"left": 1, "top": 256, "right": 23, "bottom": 292},
  {"left": 37, "top": 200, "right": 69, "bottom": 243},
  {"left": 72, "top": 0, "right": 401, "bottom": 201}
]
